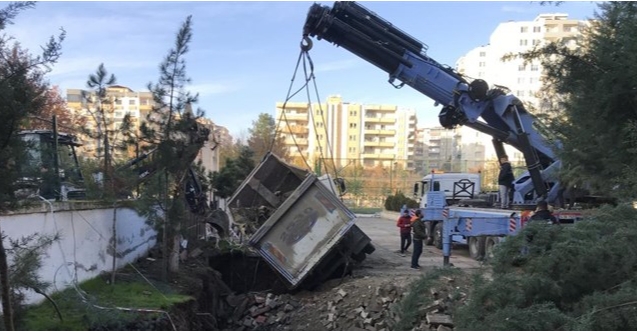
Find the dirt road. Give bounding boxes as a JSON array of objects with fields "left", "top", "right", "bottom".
[{"left": 353, "top": 216, "right": 482, "bottom": 276}]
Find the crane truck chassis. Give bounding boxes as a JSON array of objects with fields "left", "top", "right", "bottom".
[{"left": 301, "top": 1, "right": 597, "bottom": 264}]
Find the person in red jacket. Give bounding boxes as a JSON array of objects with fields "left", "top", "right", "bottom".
[{"left": 396, "top": 210, "right": 412, "bottom": 257}]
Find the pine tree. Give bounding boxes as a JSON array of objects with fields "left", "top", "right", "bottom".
[
  {"left": 0, "top": 2, "right": 64, "bottom": 329},
  {"left": 139, "top": 15, "right": 209, "bottom": 276}
]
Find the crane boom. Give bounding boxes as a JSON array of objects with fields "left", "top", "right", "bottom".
[{"left": 303, "top": 1, "right": 563, "bottom": 204}]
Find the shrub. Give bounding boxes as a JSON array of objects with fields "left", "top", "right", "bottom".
[
  {"left": 454, "top": 204, "right": 637, "bottom": 330},
  {"left": 384, "top": 192, "right": 418, "bottom": 211}
]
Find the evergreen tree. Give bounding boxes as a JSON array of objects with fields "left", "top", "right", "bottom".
[
  {"left": 0, "top": 2, "right": 64, "bottom": 329},
  {"left": 211, "top": 145, "right": 255, "bottom": 198},
  {"left": 81, "top": 64, "right": 119, "bottom": 195},
  {"left": 247, "top": 112, "right": 288, "bottom": 164},
  {"left": 139, "top": 15, "right": 208, "bottom": 276},
  {"left": 512, "top": 2, "right": 637, "bottom": 201}
]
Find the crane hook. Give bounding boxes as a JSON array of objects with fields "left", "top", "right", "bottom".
[{"left": 301, "top": 35, "right": 313, "bottom": 51}]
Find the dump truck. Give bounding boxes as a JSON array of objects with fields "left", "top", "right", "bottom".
[{"left": 227, "top": 153, "right": 375, "bottom": 289}]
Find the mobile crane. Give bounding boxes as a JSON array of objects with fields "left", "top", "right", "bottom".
[{"left": 302, "top": 1, "right": 581, "bottom": 263}]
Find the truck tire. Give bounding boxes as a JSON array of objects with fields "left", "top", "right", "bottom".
[
  {"left": 468, "top": 236, "right": 486, "bottom": 261},
  {"left": 432, "top": 222, "right": 443, "bottom": 250},
  {"left": 485, "top": 236, "right": 500, "bottom": 261},
  {"left": 424, "top": 222, "right": 434, "bottom": 246}
]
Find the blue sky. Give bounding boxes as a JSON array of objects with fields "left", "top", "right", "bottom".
[{"left": 7, "top": 1, "right": 600, "bottom": 138}]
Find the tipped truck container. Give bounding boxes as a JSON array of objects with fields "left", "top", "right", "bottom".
[{"left": 227, "top": 153, "right": 375, "bottom": 289}]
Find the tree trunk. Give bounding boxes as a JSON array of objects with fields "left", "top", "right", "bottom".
[
  {"left": 110, "top": 206, "right": 117, "bottom": 285},
  {"left": 0, "top": 223, "right": 14, "bottom": 330}
]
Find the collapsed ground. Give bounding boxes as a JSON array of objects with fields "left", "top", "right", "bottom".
[{"left": 119, "top": 216, "right": 484, "bottom": 331}]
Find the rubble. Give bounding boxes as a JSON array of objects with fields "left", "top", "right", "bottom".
[{"left": 217, "top": 271, "right": 470, "bottom": 331}]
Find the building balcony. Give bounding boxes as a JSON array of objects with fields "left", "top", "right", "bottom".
[
  {"left": 364, "top": 117, "right": 395, "bottom": 124},
  {"left": 361, "top": 153, "right": 395, "bottom": 160},
  {"left": 280, "top": 113, "right": 307, "bottom": 121},
  {"left": 284, "top": 138, "right": 308, "bottom": 145},
  {"left": 280, "top": 125, "right": 308, "bottom": 135},
  {"left": 364, "top": 141, "right": 394, "bottom": 148},
  {"left": 364, "top": 129, "right": 396, "bottom": 135}
]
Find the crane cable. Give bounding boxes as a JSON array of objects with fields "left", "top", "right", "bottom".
[
  {"left": 270, "top": 38, "right": 314, "bottom": 170},
  {"left": 300, "top": 45, "right": 341, "bottom": 193},
  {"left": 271, "top": 37, "right": 341, "bottom": 196}
]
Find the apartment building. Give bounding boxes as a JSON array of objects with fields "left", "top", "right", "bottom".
[
  {"left": 275, "top": 95, "right": 417, "bottom": 170},
  {"left": 66, "top": 85, "right": 153, "bottom": 160},
  {"left": 457, "top": 13, "right": 586, "bottom": 108},
  {"left": 67, "top": 85, "right": 221, "bottom": 175},
  {"left": 455, "top": 13, "right": 587, "bottom": 161}
]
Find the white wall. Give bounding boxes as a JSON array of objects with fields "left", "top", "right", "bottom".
[{"left": 1, "top": 201, "right": 156, "bottom": 306}]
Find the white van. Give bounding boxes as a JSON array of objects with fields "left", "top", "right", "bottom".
[{"left": 414, "top": 173, "right": 481, "bottom": 205}]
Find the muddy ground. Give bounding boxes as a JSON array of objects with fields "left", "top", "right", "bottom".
[{"left": 133, "top": 216, "right": 484, "bottom": 331}]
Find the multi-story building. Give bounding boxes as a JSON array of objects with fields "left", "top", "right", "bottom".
[
  {"left": 66, "top": 85, "right": 153, "bottom": 160},
  {"left": 455, "top": 13, "right": 587, "bottom": 162},
  {"left": 457, "top": 13, "right": 586, "bottom": 108},
  {"left": 275, "top": 95, "right": 417, "bottom": 171}
]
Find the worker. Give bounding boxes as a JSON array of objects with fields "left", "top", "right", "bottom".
[
  {"left": 396, "top": 209, "right": 412, "bottom": 257},
  {"left": 530, "top": 201, "right": 559, "bottom": 225},
  {"left": 411, "top": 213, "right": 427, "bottom": 270},
  {"left": 498, "top": 155, "right": 515, "bottom": 209}
]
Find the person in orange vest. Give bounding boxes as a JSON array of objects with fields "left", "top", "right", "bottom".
[{"left": 396, "top": 209, "right": 412, "bottom": 257}]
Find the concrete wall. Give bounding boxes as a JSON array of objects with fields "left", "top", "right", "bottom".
[{"left": 1, "top": 201, "right": 156, "bottom": 306}]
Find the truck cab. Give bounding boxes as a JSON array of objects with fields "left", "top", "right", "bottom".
[{"left": 414, "top": 172, "right": 481, "bottom": 206}]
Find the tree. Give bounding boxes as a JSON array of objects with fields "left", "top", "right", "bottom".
[
  {"left": 139, "top": 15, "right": 208, "bottom": 276},
  {"left": 247, "top": 112, "right": 288, "bottom": 165},
  {"left": 22, "top": 86, "right": 82, "bottom": 134},
  {"left": 509, "top": 2, "right": 637, "bottom": 201},
  {"left": 211, "top": 144, "right": 255, "bottom": 198},
  {"left": 0, "top": 2, "right": 64, "bottom": 329},
  {"left": 81, "top": 64, "right": 120, "bottom": 195}
]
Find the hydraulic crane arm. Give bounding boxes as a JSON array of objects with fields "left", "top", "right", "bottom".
[{"left": 303, "top": 1, "right": 563, "bottom": 203}]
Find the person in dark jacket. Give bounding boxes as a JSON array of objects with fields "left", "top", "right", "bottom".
[
  {"left": 411, "top": 213, "right": 427, "bottom": 269},
  {"left": 530, "top": 201, "right": 558, "bottom": 224},
  {"left": 396, "top": 210, "right": 412, "bottom": 256},
  {"left": 498, "top": 155, "right": 515, "bottom": 209}
]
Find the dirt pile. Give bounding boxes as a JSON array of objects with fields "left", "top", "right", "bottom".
[{"left": 219, "top": 271, "right": 471, "bottom": 331}]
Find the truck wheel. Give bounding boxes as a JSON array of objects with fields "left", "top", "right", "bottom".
[
  {"left": 468, "top": 236, "right": 486, "bottom": 261},
  {"left": 424, "top": 222, "right": 434, "bottom": 246},
  {"left": 432, "top": 222, "right": 443, "bottom": 250},
  {"left": 485, "top": 236, "right": 500, "bottom": 261}
]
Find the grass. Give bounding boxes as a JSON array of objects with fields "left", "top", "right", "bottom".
[
  {"left": 348, "top": 207, "right": 382, "bottom": 214},
  {"left": 19, "top": 276, "right": 193, "bottom": 331}
]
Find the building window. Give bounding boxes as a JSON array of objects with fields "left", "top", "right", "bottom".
[
  {"left": 517, "top": 77, "right": 525, "bottom": 84},
  {"left": 563, "top": 26, "right": 572, "bottom": 32},
  {"left": 516, "top": 90, "right": 525, "bottom": 97},
  {"left": 349, "top": 110, "right": 357, "bottom": 116},
  {"left": 479, "top": 51, "right": 486, "bottom": 57},
  {"left": 317, "top": 122, "right": 324, "bottom": 128},
  {"left": 520, "top": 26, "right": 528, "bottom": 33},
  {"left": 316, "top": 109, "right": 323, "bottom": 115},
  {"left": 478, "top": 71, "right": 484, "bottom": 77},
  {"left": 318, "top": 135, "right": 324, "bottom": 140},
  {"left": 532, "top": 39, "right": 541, "bottom": 46},
  {"left": 479, "top": 61, "right": 486, "bottom": 67},
  {"left": 519, "top": 39, "right": 528, "bottom": 46},
  {"left": 115, "top": 99, "right": 122, "bottom": 105},
  {"left": 349, "top": 123, "right": 357, "bottom": 128},
  {"left": 533, "top": 26, "right": 541, "bottom": 33},
  {"left": 529, "top": 77, "right": 536, "bottom": 84},
  {"left": 531, "top": 64, "right": 539, "bottom": 71},
  {"left": 348, "top": 147, "right": 356, "bottom": 153},
  {"left": 349, "top": 135, "right": 356, "bottom": 141},
  {"left": 518, "top": 64, "right": 526, "bottom": 71},
  {"left": 529, "top": 90, "right": 535, "bottom": 97},
  {"left": 129, "top": 99, "right": 136, "bottom": 105}
]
